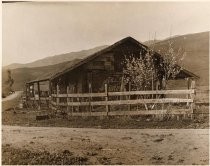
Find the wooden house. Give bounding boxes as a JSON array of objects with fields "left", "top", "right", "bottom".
[{"left": 25, "top": 37, "right": 198, "bottom": 103}]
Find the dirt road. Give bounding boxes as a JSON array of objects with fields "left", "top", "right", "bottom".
[
  {"left": 2, "top": 91, "right": 23, "bottom": 112},
  {"left": 2, "top": 91, "right": 22, "bottom": 102},
  {"left": 2, "top": 125, "right": 209, "bottom": 165}
]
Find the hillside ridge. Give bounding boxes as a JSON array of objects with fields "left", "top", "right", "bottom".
[
  {"left": 2, "top": 31, "right": 209, "bottom": 94},
  {"left": 4, "top": 45, "right": 108, "bottom": 70}
]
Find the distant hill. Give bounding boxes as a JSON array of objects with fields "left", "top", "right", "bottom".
[
  {"left": 143, "top": 39, "right": 161, "bottom": 46},
  {"left": 4, "top": 45, "right": 108, "bottom": 70},
  {"left": 2, "top": 45, "right": 108, "bottom": 95},
  {"left": 2, "top": 31, "right": 209, "bottom": 95},
  {"left": 2, "top": 60, "right": 81, "bottom": 94},
  {"left": 145, "top": 31, "right": 209, "bottom": 87}
]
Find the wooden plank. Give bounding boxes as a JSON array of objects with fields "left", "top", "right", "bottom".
[
  {"left": 32, "top": 84, "right": 35, "bottom": 98},
  {"left": 40, "top": 97, "right": 50, "bottom": 100},
  {"left": 71, "top": 86, "right": 75, "bottom": 114},
  {"left": 108, "top": 89, "right": 195, "bottom": 96},
  {"left": 25, "top": 84, "right": 28, "bottom": 101},
  {"left": 128, "top": 82, "right": 131, "bottom": 111},
  {"left": 67, "top": 86, "right": 70, "bottom": 112},
  {"left": 69, "top": 111, "right": 107, "bottom": 117},
  {"left": 190, "top": 80, "right": 196, "bottom": 111},
  {"left": 56, "top": 84, "right": 59, "bottom": 107},
  {"left": 88, "top": 83, "right": 92, "bottom": 112},
  {"left": 52, "top": 89, "right": 194, "bottom": 98},
  {"left": 105, "top": 84, "right": 109, "bottom": 115},
  {"left": 37, "top": 82, "right": 41, "bottom": 110},
  {"left": 65, "top": 98, "right": 193, "bottom": 106},
  {"left": 57, "top": 93, "right": 106, "bottom": 98},
  {"left": 67, "top": 109, "right": 193, "bottom": 117},
  {"left": 30, "top": 97, "right": 50, "bottom": 101},
  {"left": 109, "top": 109, "right": 193, "bottom": 115},
  {"left": 52, "top": 94, "right": 57, "bottom": 97}
]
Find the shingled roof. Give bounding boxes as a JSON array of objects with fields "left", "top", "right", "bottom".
[
  {"left": 26, "top": 59, "right": 82, "bottom": 84},
  {"left": 27, "top": 36, "right": 199, "bottom": 84}
]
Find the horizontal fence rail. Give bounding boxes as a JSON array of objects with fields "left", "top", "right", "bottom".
[
  {"left": 25, "top": 82, "right": 197, "bottom": 116},
  {"left": 53, "top": 89, "right": 195, "bottom": 98},
  {"left": 50, "top": 83, "right": 196, "bottom": 116},
  {"left": 66, "top": 109, "right": 194, "bottom": 117},
  {"left": 29, "top": 97, "right": 50, "bottom": 100},
  {"left": 52, "top": 98, "right": 193, "bottom": 107}
]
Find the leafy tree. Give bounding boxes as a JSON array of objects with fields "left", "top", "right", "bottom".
[{"left": 5, "top": 69, "right": 14, "bottom": 93}]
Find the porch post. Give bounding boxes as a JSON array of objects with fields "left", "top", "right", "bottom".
[{"left": 25, "top": 83, "right": 28, "bottom": 101}]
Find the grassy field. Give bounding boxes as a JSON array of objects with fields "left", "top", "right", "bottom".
[
  {"left": 2, "top": 106, "right": 209, "bottom": 129},
  {"left": 2, "top": 89, "right": 209, "bottom": 129}
]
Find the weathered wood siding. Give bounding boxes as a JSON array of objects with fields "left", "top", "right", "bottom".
[{"left": 51, "top": 40, "right": 163, "bottom": 93}]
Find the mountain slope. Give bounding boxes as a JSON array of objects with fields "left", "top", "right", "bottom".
[
  {"left": 4, "top": 45, "right": 108, "bottom": 70},
  {"left": 2, "top": 60, "right": 81, "bottom": 94},
  {"left": 146, "top": 31, "right": 209, "bottom": 86},
  {"left": 2, "top": 31, "right": 209, "bottom": 95}
]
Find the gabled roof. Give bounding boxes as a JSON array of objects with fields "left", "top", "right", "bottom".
[
  {"left": 26, "top": 59, "right": 82, "bottom": 84},
  {"left": 177, "top": 68, "right": 199, "bottom": 79},
  {"left": 27, "top": 36, "right": 199, "bottom": 84},
  {"left": 50, "top": 37, "right": 150, "bottom": 80}
]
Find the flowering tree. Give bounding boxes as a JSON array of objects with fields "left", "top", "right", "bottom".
[
  {"left": 159, "top": 40, "right": 186, "bottom": 88},
  {"left": 122, "top": 40, "right": 185, "bottom": 110},
  {"left": 123, "top": 49, "right": 157, "bottom": 91},
  {"left": 123, "top": 40, "right": 185, "bottom": 91}
]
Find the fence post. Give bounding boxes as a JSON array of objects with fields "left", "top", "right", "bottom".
[
  {"left": 128, "top": 82, "right": 131, "bottom": 111},
  {"left": 186, "top": 78, "right": 190, "bottom": 107},
  {"left": 152, "top": 73, "right": 154, "bottom": 99},
  {"left": 190, "top": 80, "right": 196, "bottom": 118},
  {"left": 49, "top": 81, "right": 52, "bottom": 109},
  {"left": 32, "top": 84, "right": 35, "bottom": 98},
  {"left": 105, "top": 84, "right": 109, "bottom": 116},
  {"left": 37, "top": 82, "right": 41, "bottom": 110},
  {"left": 88, "top": 83, "right": 92, "bottom": 113},
  {"left": 56, "top": 84, "right": 59, "bottom": 109},
  {"left": 67, "top": 86, "right": 69, "bottom": 112},
  {"left": 71, "top": 86, "right": 74, "bottom": 115}
]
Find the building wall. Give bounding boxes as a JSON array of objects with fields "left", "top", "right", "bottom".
[{"left": 51, "top": 40, "right": 164, "bottom": 94}]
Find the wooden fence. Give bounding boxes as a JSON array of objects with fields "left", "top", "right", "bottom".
[{"left": 50, "top": 83, "right": 196, "bottom": 116}]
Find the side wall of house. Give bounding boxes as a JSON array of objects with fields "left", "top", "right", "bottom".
[{"left": 51, "top": 40, "right": 164, "bottom": 94}]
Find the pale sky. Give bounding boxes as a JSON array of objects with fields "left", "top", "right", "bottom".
[{"left": 2, "top": 1, "right": 210, "bottom": 66}]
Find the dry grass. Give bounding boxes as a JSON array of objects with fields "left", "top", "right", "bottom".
[
  {"left": 2, "top": 145, "right": 89, "bottom": 165},
  {"left": 2, "top": 107, "right": 209, "bottom": 129}
]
